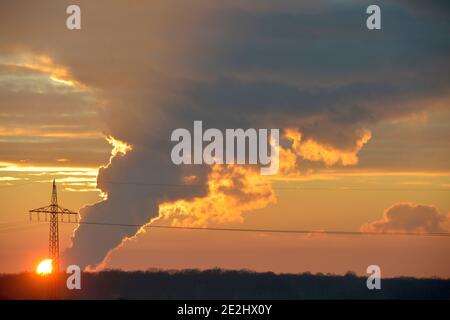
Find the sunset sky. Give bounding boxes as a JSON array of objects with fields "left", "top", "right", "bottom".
[{"left": 0, "top": 0, "right": 449, "bottom": 278}]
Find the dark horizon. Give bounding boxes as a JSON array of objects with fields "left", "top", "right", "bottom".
[{"left": 2, "top": 269, "right": 450, "bottom": 300}]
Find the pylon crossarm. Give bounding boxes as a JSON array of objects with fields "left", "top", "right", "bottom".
[
  {"left": 29, "top": 205, "right": 53, "bottom": 213},
  {"left": 28, "top": 206, "right": 78, "bottom": 215},
  {"left": 56, "top": 205, "right": 78, "bottom": 215}
]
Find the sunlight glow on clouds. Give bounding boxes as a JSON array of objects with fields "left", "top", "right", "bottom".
[
  {"left": 0, "top": 54, "right": 86, "bottom": 91},
  {"left": 287, "top": 128, "right": 371, "bottom": 166},
  {"left": 157, "top": 164, "right": 275, "bottom": 227},
  {"left": 0, "top": 162, "right": 97, "bottom": 174},
  {"left": 106, "top": 136, "right": 133, "bottom": 157},
  {"left": 276, "top": 129, "right": 372, "bottom": 177}
]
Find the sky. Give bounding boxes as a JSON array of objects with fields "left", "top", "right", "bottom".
[{"left": 0, "top": 0, "right": 449, "bottom": 278}]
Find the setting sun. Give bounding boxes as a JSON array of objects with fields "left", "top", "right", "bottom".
[{"left": 36, "top": 259, "right": 53, "bottom": 276}]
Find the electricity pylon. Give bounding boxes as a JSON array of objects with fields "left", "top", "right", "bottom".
[{"left": 29, "top": 179, "right": 78, "bottom": 273}]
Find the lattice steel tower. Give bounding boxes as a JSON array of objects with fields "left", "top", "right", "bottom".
[{"left": 29, "top": 180, "right": 78, "bottom": 272}]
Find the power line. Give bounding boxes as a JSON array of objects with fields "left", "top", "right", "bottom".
[
  {"left": 0, "top": 220, "right": 31, "bottom": 227},
  {"left": 2, "top": 180, "right": 450, "bottom": 238},
  {"left": 53, "top": 220, "right": 450, "bottom": 238},
  {"left": 3, "top": 218, "right": 450, "bottom": 237},
  {"left": 0, "top": 223, "right": 46, "bottom": 234}
]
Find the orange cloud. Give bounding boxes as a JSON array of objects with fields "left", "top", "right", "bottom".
[
  {"left": 0, "top": 162, "right": 97, "bottom": 174},
  {"left": 106, "top": 136, "right": 133, "bottom": 157},
  {"left": 151, "top": 128, "right": 372, "bottom": 227},
  {"left": 277, "top": 128, "right": 371, "bottom": 176},
  {"left": 157, "top": 165, "right": 275, "bottom": 227},
  {"left": 288, "top": 128, "right": 370, "bottom": 165},
  {"left": 0, "top": 127, "right": 102, "bottom": 138},
  {"left": 361, "top": 203, "right": 450, "bottom": 234},
  {"left": 0, "top": 53, "right": 86, "bottom": 90}
]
